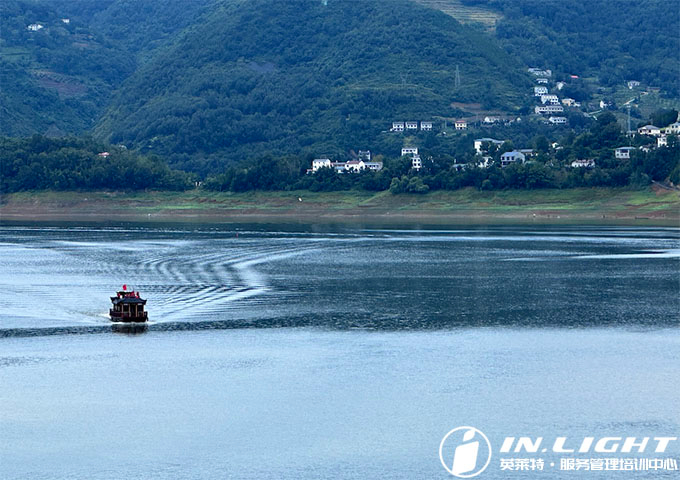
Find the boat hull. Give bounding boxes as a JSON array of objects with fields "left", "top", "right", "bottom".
[{"left": 109, "top": 310, "right": 148, "bottom": 323}]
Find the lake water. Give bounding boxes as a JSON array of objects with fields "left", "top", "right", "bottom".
[{"left": 0, "top": 223, "right": 678, "bottom": 479}]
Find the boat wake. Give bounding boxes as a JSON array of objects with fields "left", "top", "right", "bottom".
[{"left": 0, "top": 234, "right": 321, "bottom": 328}]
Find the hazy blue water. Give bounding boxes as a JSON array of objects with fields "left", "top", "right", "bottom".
[{"left": 0, "top": 223, "right": 678, "bottom": 479}]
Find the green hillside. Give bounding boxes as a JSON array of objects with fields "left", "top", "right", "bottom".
[
  {"left": 458, "top": 0, "right": 680, "bottom": 96},
  {"left": 94, "top": 0, "right": 530, "bottom": 174},
  {"left": 0, "top": 0, "right": 214, "bottom": 136},
  {"left": 48, "top": 0, "right": 215, "bottom": 61},
  {"left": 0, "top": 0, "right": 135, "bottom": 136}
]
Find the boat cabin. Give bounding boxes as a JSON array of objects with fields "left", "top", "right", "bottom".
[{"left": 110, "top": 288, "right": 148, "bottom": 322}]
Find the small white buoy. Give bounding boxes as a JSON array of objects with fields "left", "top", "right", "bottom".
[{"left": 298, "top": 197, "right": 302, "bottom": 202}]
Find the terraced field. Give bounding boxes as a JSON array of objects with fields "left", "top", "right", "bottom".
[{"left": 413, "top": 0, "right": 502, "bottom": 30}]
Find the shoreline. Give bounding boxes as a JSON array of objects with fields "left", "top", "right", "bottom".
[{"left": 1, "top": 187, "right": 679, "bottom": 226}]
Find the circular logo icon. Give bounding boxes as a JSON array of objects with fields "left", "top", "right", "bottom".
[{"left": 439, "top": 426, "right": 492, "bottom": 478}]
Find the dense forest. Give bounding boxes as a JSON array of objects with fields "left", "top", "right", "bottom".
[
  {"left": 0, "top": 136, "right": 192, "bottom": 191},
  {"left": 461, "top": 0, "right": 680, "bottom": 96}
]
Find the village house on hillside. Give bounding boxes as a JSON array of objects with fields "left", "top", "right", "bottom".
[
  {"left": 311, "top": 158, "right": 332, "bottom": 172},
  {"left": 309, "top": 157, "right": 382, "bottom": 174},
  {"left": 454, "top": 120, "right": 468, "bottom": 130},
  {"left": 500, "top": 151, "right": 526, "bottom": 167},
  {"left": 614, "top": 146, "right": 635, "bottom": 159},
  {"left": 540, "top": 94, "right": 560, "bottom": 105},
  {"left": 637, "top": 125, "right": 662, "bottom": 136},
  {"left": 400, "top": 147, "right": 421, "bottom": 171},
  {"left": 535, "top": 105, "right": 564, "bottom": 115},
  {"left": 358, "top": 150, "right": 371, "bottom": 162},
  {"left": 391, "top": 121, "right": 434, "bottom": 133},
  {"left": 27, "top": 23, "right": 44, "bottom": 31},
  {"left": 571, "top": 159, "right": 595, "bottom": 168},
  {"left": 548, "top": 116, "right": 567, "bottom": 125},
  {"left": 474, "top": 138, "right": 504, "bottom": 155},
  {"left": 534, "top": 86, "right": 549, "bottom": 96},
  {"left": 666, "top": 122, "right": 680, "bottom": 134},
  {"left": 528, "top": 68, "right": 552, "bottom": 77}
]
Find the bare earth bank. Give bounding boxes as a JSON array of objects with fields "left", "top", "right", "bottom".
[{"left": 1, "top": 186, "right": 679, "bottom": 226}]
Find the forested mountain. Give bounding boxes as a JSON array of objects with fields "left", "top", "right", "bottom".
[
  {"left": 47, "top": 0, "right": 215, "bottom": 59},
  {"left": 3, "top": 0, "right": 678, "bottom": 178},
  {"left": 94, "top": 0, "right": 530, "bottom": 173},
  {"left": 0, "top": 0, "right": 134, "bottom": 135},
  {"left": 458, "top": 0, "right": 680, "bottom": 96},
  {"left": 0, "top": 0, "right": 214, "bottom": 136}
]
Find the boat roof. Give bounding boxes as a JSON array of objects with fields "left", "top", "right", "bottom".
[{"left": 111, "top": 296, "right": 146, "bottom": 304}]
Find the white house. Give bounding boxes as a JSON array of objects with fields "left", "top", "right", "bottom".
[
  {"left": 534, "top": 86, "right": 549, "bottom": 96},
  {"left": 343, "top": 160, "right": 363, "bottom": 173},
  {"left": 454, "top": 120, "right": 468, "bottom": 130},
  {"left": 627, "top": 80, "right": 641, "bottom": 89},
  {"left": 528, "top": 68, "right": 552, "bottom": 77},
  {"left": 477, "top": 156, "right": 493, "bottom": 168},
  {"left": 571, "top": 159, "right": 595, "bottom": 168},
  {"left": 657, "top": 135, "right": 668, "bottom": 148},
  {"left": 391, "top": 122, "right": 404, "bottom": 132},
  {"left": 562, "top": 98, "right": 578, "bottom": 107},
  {"left": 343, "top": 160, "right": 382, "bottom": 173},
  {"left": 401, "top": 147, "right": 419, "bottom": 157},
  {"left": 536, "top": 78, "right": 549, "bottom": 85},
  {"left": 548, "top": 116, "right": 567, "bottom": 125},
  {"left": 540, "top": 94, "right": 560, "bottom": 105},
  {"left": 474, "top": 138, "right": 504, "bottom": 155},
  {"left": 535, "top": 105, "right": 564, "bottom": 115},
  {"left": 405, "top": 121, "right": 418, "bottom": 130},
  {"left": 311, "top": 158, "right": 332, "bottom": 172},
  {"left": 358, "top": 150, "right": 371, "bottom": 162},
  {"left": 665, "top": 122, "right": 680, "bottom": 134},
  {"left": 411, "top": 155, "right": 422, "bottom": 171},
  {"left": 364, "top": 161, "right": 383, "bottom": 171},
  {"left": 599, "top": 100, "right": 611, "bottom": 109},
  {"left": 483, "top": 116, "right": 500, "bottom": 124},
  {"left": 420, "top": 121, "right": 433, "bottom": 131},
  {"left": 27, "top": 23, "right": 44, "bottom": 31},
  {"left": 500, "top": 151, "right": 526, "bottom": 167},
  {"left": 61, "top": 18, "right": 70, "bottom": 24},
  {"left": 637, "top": 125, "right": 662, "bottom": 136},
  {"left": 555, "top": 81, "right": 565, "bottom": 91},
  {"left": 615, "top": 147, "right": 635, "bottom": 159}
]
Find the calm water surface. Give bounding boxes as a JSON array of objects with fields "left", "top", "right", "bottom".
[{"left": 0, "top": 223, "right": 678, "bottom": 479}]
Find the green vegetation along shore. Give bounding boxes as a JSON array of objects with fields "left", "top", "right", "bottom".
[{"left": 2, "top": 187, "right": 678, "bottom": 225}]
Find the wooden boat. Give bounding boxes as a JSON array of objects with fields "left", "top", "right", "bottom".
[{"left": 110, "top": 285, "right": 148, "bottom": 323}]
